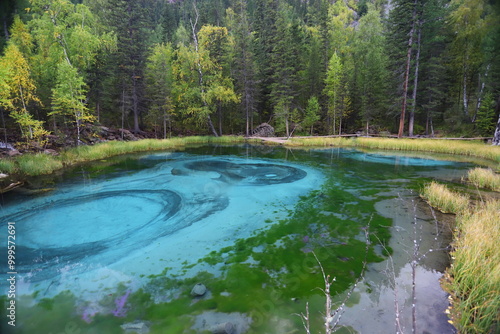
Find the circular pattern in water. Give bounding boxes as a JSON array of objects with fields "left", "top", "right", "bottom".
[
  {"left": 183, "top": 160, "right": 307, "bottom": 185},
  {"left": 10, "top": 190, "right": 181, "bottom": 281},
  {"left": 1, "top": 157, "right": 309, "bottom": 283}
]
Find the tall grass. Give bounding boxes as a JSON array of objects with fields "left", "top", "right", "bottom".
[
  {"left": 287, "top": 137, "right": 500, "bottom": 167},
  {"left": 2, "top": 136, "right": 500, "bottom": 176},
  {"left": 420, "top": 181, "right": 470, "bottom": 214},
  {"left": 0, "top": 159, "right": 16, "bottom": 174},
  {"left": 421, "top": 181, "right": 499, "bottom": 333},
  {"left": 444, "top": 200, "right": 500, "bottom": 334},
  {"left": 465, "top": 168, "right": 500, "bottom": 192},
  {"left": 2, "top": 136, "right": 248, "bottom": 176},
  {"left": 15, "top": 154, "right": 64, "bottom": 176}
]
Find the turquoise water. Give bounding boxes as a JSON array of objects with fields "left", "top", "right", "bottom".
[{"left": 0, "top": 145, "right": 469, "bottom": 333}]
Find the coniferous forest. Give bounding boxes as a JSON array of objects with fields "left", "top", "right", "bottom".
[{"left": 0, "top": 0, "right": 499, "bottom": 148}]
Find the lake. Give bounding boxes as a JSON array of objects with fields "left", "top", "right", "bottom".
[{"left": 0, "top": 144, "right": 469, "bottom": 333}]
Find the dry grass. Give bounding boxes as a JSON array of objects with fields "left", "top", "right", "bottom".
[
  {"left": 2, "top": 136, "right": 248, "bottom": 176},
  {"left": 420, "top": 181, "right": 470, "bottom": 214},
  {"left": 421, "top": 180, "right": 499, "bottom": 333},
  {"left": 465, "top": 168, "right": 500, "bottom": 192},
  {"left": 444, "top": 200, "right": 500, "bottom": 333},
  {"left": 286, "top": 137, "right": 500, "bottom": 169}
]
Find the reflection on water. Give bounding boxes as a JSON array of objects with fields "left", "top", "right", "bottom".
[{"left": 0, "top": 145, "right": 468, "bottom": 333}]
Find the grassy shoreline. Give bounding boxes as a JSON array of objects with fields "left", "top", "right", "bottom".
[
  {"left": 0, "top": 136, "right": 254, "bottom": 176},
  {"left": 284, "top": 137, "right": 500, "bottom": 167},
  {"left": 2, "top": 136, "right": 500, "bottom": 177},
  {"left": 421, "top": 181, "right": 500, "bottom": 333}
]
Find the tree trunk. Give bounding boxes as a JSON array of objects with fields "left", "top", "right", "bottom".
[
  {"left": 493, "top": 96, "right": 500, "bottom": 145},
  {"left": 1, "top": 109, "right": 7, "bottom": 144},
  {"left": 121, "top": 88, "right": 125, "bottom": 140},
  {"left": 191, "top": 3, "right": 218, "bottom": 137},
  {"left": 218, "top": 102, "right": 223, "bottom": 136},
  {"left": 207, "top": 115, "right": 218, "bottom": 137},
  {"left": 493, "top": 114, "right": 500, "bottom": 146},
  {"left": 285, "top": 113, "right": 290, "bottom": 138},
  {"left": 409, "top": 22, "right": 421, "bottom": 137},
  {"left": 132, "top": 73, "right": 140, "bottom": 134},
  {"left": 398, "top": 0, "right": 417, "bottom": 138},
  {"left": 3, "top": 15, "right": 9, "bottom": 41},
  {"left": 164, "top": 111, "right": 168, "bottom": 139},
  {"left": 463, "top": 65, "right": 468, "bottom": 117},
  {"left": 472, "top": 64, "right": 490, "bottom": 123}
]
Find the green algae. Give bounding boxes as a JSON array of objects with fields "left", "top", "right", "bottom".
[{"left": 1, "top": 145, "right": 471, "bottom": 334}]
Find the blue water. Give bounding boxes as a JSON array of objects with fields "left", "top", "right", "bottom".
[{"left": 0, "top": 145, "right": 470, "bottom": 333}]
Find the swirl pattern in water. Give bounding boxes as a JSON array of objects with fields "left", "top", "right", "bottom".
[{"left": 0, "top": 154, "right": 312, "bottom": 284}]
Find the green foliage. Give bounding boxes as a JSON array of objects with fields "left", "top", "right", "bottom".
[
  {"left": 475, "top": 93, "right": 496, "bottom": 136},
  {"left": 0, "top": 0, "right": 499, "bottom": 141},
  {"left": 353, "top": 4, "right": 389, "bottom": 129},
  {"left": 50, "top": 61, "right": 94, "bottom": 137},
  {"left": 303, "top": 96, "right": 321, "bottom": 135},
  {"left": 0, "top": 42, "right": 47, "bottom": 143},
  {"left": 145, "top": 43, "right": 175, "bottom": 137},
  {"left": 324, "top": 52, "right": 349, "bottom": 135}
]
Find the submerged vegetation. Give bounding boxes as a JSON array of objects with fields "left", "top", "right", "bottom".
[
  {"left": 2, "top": 136, "right": 500, "bottom": 178},
  {"left": 1, "top": 0, "right": 499, "bottom": 146},
  {"left": 286, "top": 137, "right": 500, "bottom": 167},
  {"left": 1, "top": 154, "right": 397, "bottom": 333},
  {"left": 421, "top": 180, "right": 500, "bottom": 333},
  {"left": 0, "top": 136, "right": 251, "bottom": 176}
]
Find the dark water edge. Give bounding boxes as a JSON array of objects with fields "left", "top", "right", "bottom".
[{"left": 0, "top": 144, "right": 470, "bottom": 334}]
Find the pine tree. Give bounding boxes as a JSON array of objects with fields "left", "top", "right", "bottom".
[
  {"left": 386, "top": 0, "right": 420, "bottom": 137},
  {"left": 352, "top": 4, "right": 389, "bottom": 134},
  {"left": 226, "top": 0, "right": 258, "bottom": 136},
  {"left": 144, "top": 43, "right": 175, "bottom": 138}
]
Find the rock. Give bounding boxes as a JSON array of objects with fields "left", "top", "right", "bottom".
[
  {"left": 191, "top": 283, "right": 207, "bottom": 297},
  {"left": 209, "top": 322, "right": 235, "bottom": 334},
  {"left": 119, "top": 129, "right": 138, "bottom": 141},
  {"left": 7, "top": 149, "right": 21, "bottom": 157},
  {"left": 191, "top": 311, "right": 252, "bottom": 334},
  {"left": 120, "top": 321, "right": 149, "bottom": 334},
  {"left": 43, "top": 149, "right": 58, "bottom": 156},
  {"left": 0, "top": 173, "right": 8, "bottom": 179},
  {"left": 251, "top": 123, "right": 274, "bottom": 137},
  {"left": 0, "top": 142, "right": 14, "bottom": 150}
]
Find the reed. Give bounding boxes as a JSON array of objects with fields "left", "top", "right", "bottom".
[
  {"left": 465, "top": 168, "right": 500, "bottom": 192},
  {"left": 15, "top": 153, "right": 63, "bottom": 176},
  {"left": 3, "top": 136, "right": 500, "bottom": 176},
  {"left": 445, "top": 200, "right": 500, "bottom": 333},
  {"left": 3, "top": 136, "right": 248, "bottom": 176},
  {"left": 0, "top": 159, "right": 16, "bottom": 174},
  {"left": 287, "top": 137, "right": 500, "bottom": 167},
  {"left": 420, "top": 181, "right": 470, "bottom": 214}
]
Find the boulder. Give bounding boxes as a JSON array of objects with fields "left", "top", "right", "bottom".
[
  {"left": 209, "top": 322, "right": 235, "bottom": 334},
  {"left": 7, "top": 149, "right": 21, "bottom": 157},
  {"left": 251, "top": 123, "right": 274, "bottom": 137},
  {"left": 120, "top": 321, "right": 149, "bottom": 334},
  {"left": 0, "top": 142, "right": 14, "bottom": 150},
  {"left": 43, "top": 149, "right": 58, "bottom": 156},
  {"left": 119, "top": 129, "right": 138, "bottom": 141},
  {"left": 191, "top": 283, "right": 207, "bottom": 297}
]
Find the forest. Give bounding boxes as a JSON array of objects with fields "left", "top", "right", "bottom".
[{"left": 0, "top": 0, "right": 499, "bottom": 148}]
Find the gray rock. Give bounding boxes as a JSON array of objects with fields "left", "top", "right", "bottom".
[
  {"left": 120, "top": 321, "right": 149, "bottom": 334},
  {"left": 191, "top": 283, "right": 207, "bottom": 297},
  {"left": 7, "top": 149, "right": 21, "bottom": 157},
  {"left": 0, "top": 142, "right": 14, "bottom": 150},
  {"left": 209, "top": 322, "right": 235, "bottom": 334},
  {"left": 251, "top": 123, "right": 274, "bottom": 137}
]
